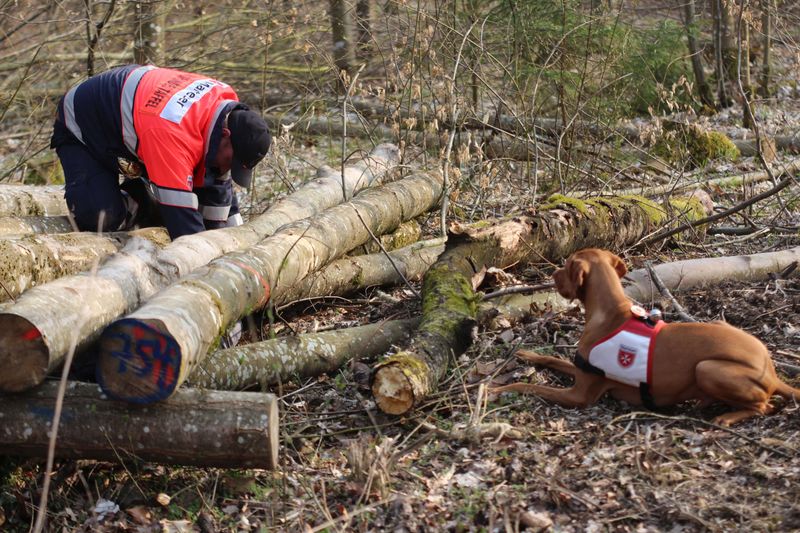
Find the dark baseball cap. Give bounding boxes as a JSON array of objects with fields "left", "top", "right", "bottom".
[{"left": 227, "top": 107, "right": 271, "bottom": 187}]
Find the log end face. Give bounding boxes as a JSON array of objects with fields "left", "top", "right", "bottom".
[
  {"left": 96, "top": 318, "right": 182, "bottom": 404},
  {"left": 0, "top": 313, "right": 49, "bottom": 393},
  {"left": 371, "top": 364, "right": 414, "bottom": 415}
]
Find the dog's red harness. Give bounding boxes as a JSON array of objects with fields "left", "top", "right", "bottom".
[{"left": 574, "top": 305, "right": 665, "bottom": 410}]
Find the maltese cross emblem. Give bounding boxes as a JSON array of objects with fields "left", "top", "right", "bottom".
[{"left": 618, "top": 345, "right": 636, "bottom": 368}]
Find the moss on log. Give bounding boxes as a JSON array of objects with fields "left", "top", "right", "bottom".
[
  {"left": 190, "top": 318, "right": 420, "bottom": 390},
  {"left": 0, "top": 227, "right": 169, "bottom": 304}
]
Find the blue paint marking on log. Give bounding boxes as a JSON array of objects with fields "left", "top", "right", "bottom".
[{"left": 97, "top": 318, "right": 181, "bottom": 404}]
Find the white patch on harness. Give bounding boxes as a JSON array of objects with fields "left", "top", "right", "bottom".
[
  {"left": 588, "top": 327, "right": 652, "bottom": 387},
  {"left": 159, "top": 79, "right": 225, "bottom": 123}
]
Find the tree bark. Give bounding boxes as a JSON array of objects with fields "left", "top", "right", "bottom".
[
  {"left": 0, "top": 382, "right": 279, "bottom": 469},
  {"left": 0, "top": 185, "right": 69, "bottom": 216},
  {"left": 682, "top": 0, "right": 715, "bottom": 108},
  {"left": 0, "top": 145, "right": 399, "bottom": 394},
  {"left": 0, "top": 215, "right": 74, "bottom": 237},
  {"left": 759, "top": 0, "right": 772, "bottom": 97},
  {"left": 371, "top": 193, "right": 712, "bottom": 415},
  {"left": 353, "top": 219, "right": 421, "bottom": 255},
  {"left": 623, "top": 246, "right": 800, "bottom": 303},
  {"left": 132, "top": 0, "right": 165, "bottom": 65},
  {"left": 189, "top": 318, "right": 420, "bottom": 390},
  {"left": 96, "top": 170, "right": 445, "bottom": 404},
  {"left": 329, "top": 0, "right": 354, "bottom": 79},
  {"left": 279, "top": 237, "right": 444, "bottom": 307},
  {"left": 0, "top": 227, "right": 169, "bottom": 304}
]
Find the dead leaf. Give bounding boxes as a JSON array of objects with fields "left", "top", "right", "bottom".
[{"left": 125, "top": 505, "right": 152, "bottom": 525}]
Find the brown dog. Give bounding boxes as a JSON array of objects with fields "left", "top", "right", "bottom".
[{"left": 494, "top": 248, "right": 799, "bottom": 426}]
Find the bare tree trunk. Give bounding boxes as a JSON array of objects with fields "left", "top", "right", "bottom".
[
  {"left": 132, "top": 0, "right": 165, "bottom": 65},
  {"left": 355, "top": 0, "right": 371, "bottom": 59},
  {"left": 0, "top": 145, "right": 399, "bottom": 394},
  {"left": 713, "top": 0, "right": 734, "bottom": 107},
  {"left": 190, "top": 318, "right": 420, "bottom": 390},
  {"left": 329, "top": 0, "right": 354, "bottom": 80},
  {"left": 741, "top": 15, "right": 755, "bottom": 129},
  {"left": 759, "top": 0, "right": 772, "bottom": 97},
  {"left": 0, "top": 382, "right": 279, "bottom": 469},
  {"left": 0, "top": 185, "right": 69, "bottom": 216},
  {"left": 682, "top": 0, "right": 715, "bottom": 108},
  {"left": 83, "top": 0, "right": 117, "bottom": 76},
  {"left": 0, "top": 227, "right": 169, "bottom": 304},
  {"left": 371, "top": 193, "right": 713, "bottom": 415},
  {"left": 96, "top": 170, "right": 445, "bottom": 404}
]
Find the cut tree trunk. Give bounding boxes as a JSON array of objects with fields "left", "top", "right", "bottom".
[
  {"left": 0, "top": 145, "right": 399, "bottom": 393},
  {"left": 0, "top": 184, "right": 69, "bottom": 216},
  {"left": 371, "top": 193, "right": 712, "bottom": 415},
  {"left": 96, "top": 170, "right": 445, "bottom": 404},
  {"left": 623, "top": 246, "right": 800, "bottom": 303},
  {"left": 0, "top": 227, "right": 169, "bottom": 304},
  {"left": 0, "top": 215, "right": 74, "bottom": 237},
  {"left": 0, "top": 381, "right": 278, "bottom": 468},
  {"left": 189, "top": 318, "right": 420, "bottom": 390},
  {"left": 279, "top": 237, "right": 445, "bottom": 307}
]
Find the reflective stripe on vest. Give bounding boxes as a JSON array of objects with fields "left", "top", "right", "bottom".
[
  {"left": 63, "top": 84, "right": 84, "bottom": 143},
  {"left": 226, "top": 212, "right": 243, "bottom": 227},
  {"left": 143, "top": 179, "right": 199, "bottom": 209},
  {"left": 199, "top": 204, "right": 231, "bottom": 221},
  {"left": 121, "top": 65, "right": 157, "bottom": 155}
]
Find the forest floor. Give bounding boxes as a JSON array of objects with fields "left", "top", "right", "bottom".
[
  {"left": 3, "top": 40, "right": 800, "bottom": 533},
  {"left": 2, "top": 115, "right": 798, "bottom": 533}
]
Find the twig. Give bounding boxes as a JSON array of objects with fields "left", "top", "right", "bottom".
[
  {"left": 482, "top": 281, "right": 555, "bottom": 300},
  {"left": 642, "top": 170, "right": 797, "bottom": 246},
  {"left": 644, "top": 260, "right": 697, "bottom": 322}
]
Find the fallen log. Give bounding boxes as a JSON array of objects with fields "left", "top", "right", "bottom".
[
  {"left": 0, "top": 144, "right": 399, "bottom": 393},
  {"left": 622, "top": 246, "right": 800, "bottom": 302},
  {"left": 612, "top": 156, "right": 800, "bottom": 198},
  {"left": 0, "top": 215, "right": 74, "bottom": 237},
  {"left": 371, "top": 193, "right": 712, "bottom": 415},
  {"left": 97, "top": 170, "right": 445, "bottom": 404},
  {"left": 279, "top": 237, "right": 445, "bottom": 307},
  {"left": 0, "top": 184, "right": 69, "bottom": 216},
  {"left": 0, "top": 228, "right": 169, "bottom": 303},
  {"left": 190, "top": 318, "right": 420, "bottom": 390},
  {"left": 0, "top": 381, "right": 278, "bottom": 468}
]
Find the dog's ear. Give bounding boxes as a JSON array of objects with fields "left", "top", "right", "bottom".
[
  {"left": 610, "top": 253, "right": 627, "bottom": 278},
  {"left": 553, "top": 257, "right": 589, "bottom": 300}
]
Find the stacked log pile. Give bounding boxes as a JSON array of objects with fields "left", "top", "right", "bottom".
[{"left": 0, "top": 141, "right": 796, "bottom": 468}]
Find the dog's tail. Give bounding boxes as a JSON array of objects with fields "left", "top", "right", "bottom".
[{"left": 774, "top": 380, "right": 800, "bottom": 401}]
